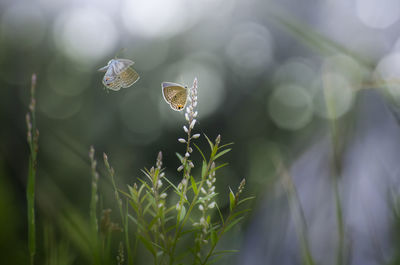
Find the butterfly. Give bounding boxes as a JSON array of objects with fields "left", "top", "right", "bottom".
[
  {"left": 98, "top": 58, "right": 140, "bottom": 91},
  {"left": 161, "top": 82, "right": 188, "bottom": 111}
]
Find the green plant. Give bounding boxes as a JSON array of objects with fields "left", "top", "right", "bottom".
[
  {"left": 91, "top": 77, "right": 254, "bottom": 265},
  {"left": 26, "top": 73, "right": 39, "bottom": 265}
]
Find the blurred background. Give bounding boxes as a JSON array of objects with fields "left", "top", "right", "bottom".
[{"left": 2, "top": 0, "right": 400, "bottom": 264}]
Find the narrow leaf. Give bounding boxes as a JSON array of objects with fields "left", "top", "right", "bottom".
[
  {"left": 213, "top": 148, "right": 231, "bottom": 160},
  {"left": 178, "top": 205, "right": 186, "bottom": 222},
  {"left": 204, "top": 133, "right": 214, "bottom": 152},
  {"left": 191, "top": 176, "right": 198, "bottom": 195},
  {"left": 211, "top": 229, "right": 218, "bottom": 246},
  {"left": 229, "top": 187, "right": 235, "bottom": 211}
]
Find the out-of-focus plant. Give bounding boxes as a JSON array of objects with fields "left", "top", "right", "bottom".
[
  {"left": 26, "top": 74, "right": 39, "bottom": 265},
  {"left": 95, "top": 78, "right": 254, "bottom": 265},
  {"left": 41, "top": 77, "right": 254, "bottom": 265}
]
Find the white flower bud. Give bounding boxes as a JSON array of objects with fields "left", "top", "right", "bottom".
[
  {"left": 185, "top": 113, "right": 190, "bottom": 121},
  {"left": 183, "top": 126, "right": 188, "bottom": 133},
  {"left": 189, "top": 147, "right": 193, "bottom": 153},
  {"left": 209, "top": 202, "right": 216, "bottom": 209},
  {"left": 192, "top": 134, "right": 200, "bottom": 139},
  {"left": 182, "top": 178, "right": 187, "bottom": 186},
  {"left": 199, "top": 204, "right": 204, "bottom": 211},
  {"left": 201, "top": 187, "right": 207, "bottom": 194},
  {"left": 190, "top": 119, "right": 196, "bottom": 129},
  {"left": 158, "top": 180, "right": 163, "bottom": 188},
  {"left": 207, "top": 180, "right": 212, "bottom": 187},
  {"left": 193, "top": 111, "right": 198, "bottom": 118},
  {"left": 178, "top": 138, "right": 186, "bottom": 143},
  {"left": 177, "top": 165, "right": 184, "bottom": 172},
  {"left": 189, "top": 161, "right": 194, "bottom": 168},
  {"left": 185, "top": 152, "right": 190, "bottom": 158},
  {"left": 160, "top": 172, "right": 165, "bottom": 178},
  {"left": 176, "top": 203, "right": 181, "bottom": 211},
  {"left": 160, "top": 193, "right": 167, "bottom": 199},
  {"left": 158, "top": 203, "right": 164, "bottom": 208}
]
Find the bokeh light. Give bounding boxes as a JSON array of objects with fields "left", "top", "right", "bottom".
[
  {"left": 268, "top": 84, "right": 313, "bottom": 130},
  {"left": 312, "top": 72, "right": 354, "bottom": 119},
  {"left": 375, "top": 52, "right": 400, "bottom": 99},
  {"left": 122, "top": 0, "right": 188, "bottom": 38},
  {"left": 53, "top": 8, "right": 118, "bottom": 64},
  {"left": 0, "top": 2, "right": 46, "bottom": 50},
  {"left": 356, "top": 0, "right": 400, "bottom": 29},
  {"left": 226, "top": 22, "right": 274, "bottom": 78}
]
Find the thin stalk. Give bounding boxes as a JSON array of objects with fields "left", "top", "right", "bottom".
[
  {"left": 323, "top": 72, "right": 346, "bottom": 265},
  {"left": 89, "top": 146, "right": 100, "bottom": 264},
  {"left": 169, "top": 157, "right": 214, "bottom": 265},
  {"left": 26, "top": 74, "right": 38, "bottom": 265},
  {"left": 279, "top": 162, "right": 315, "bottom": 265},
  {"left": 104, "top": 154, "right": 133, "bottom": 265}
]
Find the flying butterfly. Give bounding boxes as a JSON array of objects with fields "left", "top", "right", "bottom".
[
  {"left": 98, "top": 58, "right": 140, "bottom": 91},
  {"left": 161, "top": 82, "right": 188, "bottom": 111}
]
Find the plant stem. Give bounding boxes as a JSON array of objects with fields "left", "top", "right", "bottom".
[
  {"left": 323, "top": 72, "right": 345, "bottom": 265},
  {"left": 169, "top": 157, "right": 214, "bottom": 265},
  {"left": 26, "top": 74, "right": 38, "bottom": 265}
]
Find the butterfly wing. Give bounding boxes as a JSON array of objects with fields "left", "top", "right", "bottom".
[
  {"left": 162, "top": 84, "right": 181, "bottom": 102},
  {"left": 119, "top": 67, "right": 140, "bottom": 88},
  {"left": 111, "top": 59, "right": 134, "bottom": 75},
  {"left": 102, "top": 67, "right": 122, "bottom": 91},
  {"left": 170, "top": 90, "right": 188, "bottom": 111},
  {"left": 98, "top": 65, "right": 109, "bottom": 72},
  {"left": 161, "top": 82, "right": 187, "bottom": 111}
]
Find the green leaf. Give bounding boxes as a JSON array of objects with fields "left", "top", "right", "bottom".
[
  {"left": 214, "top": 163, "right": 229, "bottom": 172},
  {"left": 216, "top": 203, "right": 224, "bottom": 225},
  {"left": 176, "top": 152, "right": 184, "bottom": 163},
  {"left": 178, "top": 205, "right": 186, "bottom": 222},
  {"left": 204, "top": 133, "right": 214, "bottom": 152},
  {"left": 201, "top": 161, "right": 208, "bottom": 178},
  {"left": 138, "top": 235, "right": 156, "bottom": 256},
  {"left": 191, "top": 176, "right": 198, "bottom": 195},
  {"left": 237, "top": 196, "right": 256, "bottom": 206},
  {"left": 163, "top": 177, "right": 179, "bottom": 193},
  {"left": 211, "top": 249, "right": 239, "bottom": 256},
  {"left": 193, "top": 143, "right": 207, "bottom": 162},
  {"left": 217, "top": 142, "right": 234, "bottom": 150},
  {"left": 229, "top": 187, "right": 235, "bottom": 211},
  {"left": 213, "top": 148, "right": 231, "bottom": 160},
  {"left": 224, "top": 216, "right": 244, "bottom": 234},
  {"left": 140, "top": 169, "right": 153, "bottom": 182},
  {"left": 211, "top": 229, "right": 218, "bottom": 246}
]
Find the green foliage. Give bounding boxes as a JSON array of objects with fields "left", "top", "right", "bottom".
[
  {"left": 26, "top": 77, "right": 253, "bottom": 265},
  {"left": 26, "top": 74, "right": 39, "bottom": 265}
]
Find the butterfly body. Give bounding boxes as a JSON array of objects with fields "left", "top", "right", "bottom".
[
  {"left": 98, "top": 59, "right": 140, "bottom": 91},
  {"left": 161, "top": 82, "right": 188, "bottom": 111}
]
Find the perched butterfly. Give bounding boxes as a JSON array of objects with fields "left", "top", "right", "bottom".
[
  {"left": 98, "top": 58, "right": 140, "bottom": 91},
  {"left": 161, "top": 82, "right": 188, "bottom": 111}
]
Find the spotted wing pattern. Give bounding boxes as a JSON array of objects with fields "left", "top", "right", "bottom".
[
  {"left": 170, "top": 90, "right": 188, "bottom": 111},
  {"left": 119, "top": 67, "right": 140, "bottom": 88},
  {"left": 161, "top": 83, "right": 188, "bottom": 111}
]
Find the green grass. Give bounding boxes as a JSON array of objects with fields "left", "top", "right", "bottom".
[
  {"left": 25, "top": 77, "right": 253, "bottom": 265},
  {"left": 26, "top": 73, "right": 39, "bottom": 265}
]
